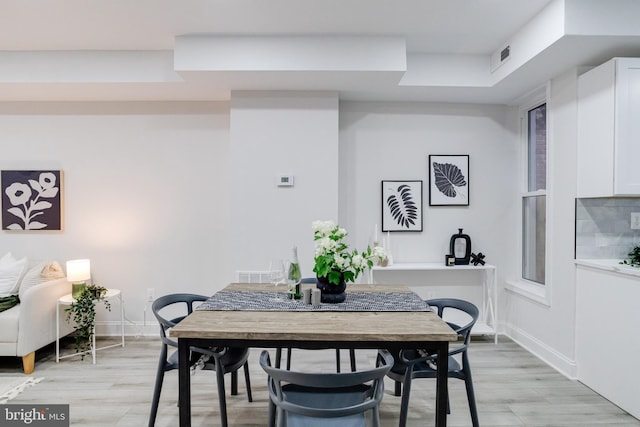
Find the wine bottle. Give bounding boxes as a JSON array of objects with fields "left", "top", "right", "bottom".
[{"left": 288, "top": 246, "right": 302, "bottom": 299}]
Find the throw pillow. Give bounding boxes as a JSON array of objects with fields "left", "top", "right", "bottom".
[
  {"left": 18, "top": 260, "right": 66, "bottom": 301},
  {"left": 0, "top": 256, "right": 27, "bottom": 298},
  {"left": 0, "top": 295, "right": 20, "bottom": 312},
  {"left": 0, "top": 252, "right": 14, "bottom": 266}
]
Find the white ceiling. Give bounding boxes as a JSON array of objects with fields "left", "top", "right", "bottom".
[{"left": 2, "top": 0, "right": 640, "bottom": 104}]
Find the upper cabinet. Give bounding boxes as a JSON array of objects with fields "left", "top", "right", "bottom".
[{"left": 577, "top": 57, "right": 640, "bottom": 197}]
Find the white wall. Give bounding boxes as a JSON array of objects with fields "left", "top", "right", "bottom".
[
  {"left": 504, "top": 69, "right": 579, "bottom": 378},
  {"left": 0, "top": 101, "right": 230, "bottom": 333},
  {"left": 229, "top": 91, "right": 340, "bottom": 279},
  {"left": 339, "top": 102, "right": 519, "bottom": 270}
]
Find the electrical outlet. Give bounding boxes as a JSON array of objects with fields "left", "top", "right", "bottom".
[
  {"left": 631, "top": 212, "right": 640, "bottom": 230},
  {"left": 146, "top": 288, "right": 155, "bottom": 302}
]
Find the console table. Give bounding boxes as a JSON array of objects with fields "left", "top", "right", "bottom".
[{"left": 370, "top": 263, "right": 498, "bottom": 343}]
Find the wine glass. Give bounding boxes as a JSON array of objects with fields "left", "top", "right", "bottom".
[{"left": 268, "top": 259, "right": 286, "bottom": 301}]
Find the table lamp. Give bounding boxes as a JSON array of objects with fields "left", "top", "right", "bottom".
[{"left": 67, "top": 259, "right": 91, "bottom": 298}]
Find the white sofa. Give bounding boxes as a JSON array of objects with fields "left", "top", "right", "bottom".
[{"left": 0, "top": 256, "right": 74, "bottom": 374}]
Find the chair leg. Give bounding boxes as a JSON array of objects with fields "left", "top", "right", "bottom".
[
  {"left": 243, "top": 361, "right": 253, "bottom": 402},
  {"left": 231, "top": 370, "right": 238, "bottom": 395},
  {"left": 398, "top": 374, "right": 413, "bottom": 427},
  {"left": 349, "top": 349, "right": 356, "bottom": 372},
  {"left": 394, "top": 380, "right": 402, "bottom": 396},
  {"left": 268, "top": 399, "right": 276, "bottom": 427},
  {"left": 148, "top": 364, "right": 166, "bottom": 427},
  {"left": 464, "top": 375, "right": 479, "bottom": 427},
  {"left": 214, "top": 360, "right": 229, "bottom": 427}
]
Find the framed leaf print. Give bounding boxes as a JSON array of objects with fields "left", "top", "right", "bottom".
[
  {"left": 1, "top": 170, "right": 63, "bottom": 231},
  {"left": 381, "top": 180, "right": 423, "bottom": 232},
  {"left": 429, "top": 155, "right": 469, "bottom": 206}
]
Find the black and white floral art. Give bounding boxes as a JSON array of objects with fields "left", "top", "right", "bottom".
[{"left": 1, "top": 170, "right": 62, "bottom": 231}]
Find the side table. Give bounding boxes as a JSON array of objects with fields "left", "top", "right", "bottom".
[{"left": 56, "top": 288, "right": 125, "bottom": 364}]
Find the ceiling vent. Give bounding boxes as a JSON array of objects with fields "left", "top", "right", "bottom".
[{"left": 490, "top": 43, "right": 511, "bottom": 72}]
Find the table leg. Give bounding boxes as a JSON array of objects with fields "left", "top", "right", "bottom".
[
  {"left": 435, "top": 341, "right": 449, "bottom": 427},
  {"left": 178, "top": 338, "right": 191, "bottom": 427},
  {"left": 92, "top": 326, "right": 96, "bottom": 364},
  {"left": 56, "top": 301, "right": 60, "bottom": 363},
  {"left": 120, "top": 293, "right": 125, "bottom": 347}
]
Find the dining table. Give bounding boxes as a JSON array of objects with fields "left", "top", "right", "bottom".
[{"left": 169, "top": 282, "right": 458, "bottom": 427}]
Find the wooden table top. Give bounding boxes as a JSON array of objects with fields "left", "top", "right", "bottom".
[{"left": 169, "top": 283, "right": 458, "bottom": 345}]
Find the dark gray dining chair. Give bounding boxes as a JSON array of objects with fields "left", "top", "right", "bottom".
[
  {"left": 260, "top": 348, "right": 394, "bottom": 427},
  {"left": 383, "top": 298, "right": 479, "bottom": 427},
  {"left": 276, "top": 277, "right": 356, "bottom": 372},
  {"left": 148, "top": 293, "right": 252, "bottom": 427}
]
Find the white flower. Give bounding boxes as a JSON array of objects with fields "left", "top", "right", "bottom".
[
  {"left": 5, "top": 182, "right": 32, "bottom": 205},
  {"left": 312, "top": 220, "right": 335, "bottom": 236},
  {"left": 315, "top": 237, "right": 336, "bottom": 256},
  {"left": 352, "top": 254, "right": 366, "bottom": 269},
  {"left": 372, "top": 246, "right": 386, "bottom": 261}
]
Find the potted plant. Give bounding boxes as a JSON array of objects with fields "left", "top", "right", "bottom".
[
  {"left": 312, "top": 220, "right": 386, "bottom": 302},
  {"left": 64, "top": 284, "right": 111, "bottom": 358},
  {"left": 620, "top": 245, "right": 640, "bottom": 267}
]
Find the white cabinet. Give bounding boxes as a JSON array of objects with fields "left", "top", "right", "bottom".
[
  {"left": 370, "top": 263, "right": 498, "bottom": 343},
  {"left": 575, "top": 265, "right": 640, "bottom": 419},
  {"left": 577, "top": 57, "right": 640, "bottom": 197}
]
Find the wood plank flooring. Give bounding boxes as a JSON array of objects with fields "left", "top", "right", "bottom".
[{"left": 0, "top": 336, "right": 638, "bottom": 426}]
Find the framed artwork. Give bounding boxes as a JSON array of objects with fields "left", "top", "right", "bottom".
[
  {"left": 381, "top": 180, "right": 423, "bottom": 232},
  {"left": 429, "top": 155, "right": 469, "bottom": 206},
  {"left": 1, "top": 170, "right": 63, "bottom": 231}
]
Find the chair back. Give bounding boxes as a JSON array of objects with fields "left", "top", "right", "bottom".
[
  {"left": 260, "top": 349, "right": 394, "bottom": 426},
  {"left": 426, "top": 298, "right": 479, "bottom": 346},
  {"left": 152, "top": 293, "right": 207, "bottom": 350}
]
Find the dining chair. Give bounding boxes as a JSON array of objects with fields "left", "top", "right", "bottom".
[
  {"left": 383, "top": 298, "right": 479, "bottom": 427},
  {"left": 260, "top": 348, "right": 394, "bottom": 427},
  {"left": 148, "top": 293, "right": 252, "bottom": 427},
  {"left": 276, "top": 277, "right": 357, "bottom": 372}
]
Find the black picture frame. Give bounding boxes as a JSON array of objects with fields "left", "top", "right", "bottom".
[
  {"left": 1, "top": 170, "right": 63, "bottom": 231},
  {"left": 381, "top": 180, "right": 423, "bottom": 232},
  {"left": 429, "top": 155, "right": 469, "bottom": 206}
]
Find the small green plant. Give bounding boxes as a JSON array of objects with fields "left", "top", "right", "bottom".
[
  {"left": 620, "top": 245, "right": 640, "bottom": 268},
  {"left": 64, "top": 284, "right": 111, "bottom": 359}
]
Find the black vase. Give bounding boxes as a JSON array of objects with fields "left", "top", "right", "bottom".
[
  {"left": 316, "top": 275, "right": 347, "bottom": 303},
  {"left": 449, "top": 228, "right": 471, "bottom": 265}
]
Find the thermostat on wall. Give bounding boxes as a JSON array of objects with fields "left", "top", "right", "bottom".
[{"left": 277, "top": 175, "right": 294, "bottom": 187}]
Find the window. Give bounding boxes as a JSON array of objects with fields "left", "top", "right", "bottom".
[{"left": 522, "top": 103, "right": 546, "bottom": 285}]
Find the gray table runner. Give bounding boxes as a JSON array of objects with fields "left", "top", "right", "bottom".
[{"left": 196, "top": 290, "right": 430, "bottom": 312}]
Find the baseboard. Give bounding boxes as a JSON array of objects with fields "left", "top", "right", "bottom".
[
  {"left": 504, "top": 324, "right": 577, "bottom": 379},
  {"left": 94, "top": 320, "right": 157, "bottom": 338}
]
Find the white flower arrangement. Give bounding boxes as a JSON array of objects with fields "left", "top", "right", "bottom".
[{"left": 312, "top": 220, "right": 386, "bottom": 285}]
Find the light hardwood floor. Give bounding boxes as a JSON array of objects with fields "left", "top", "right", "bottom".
[{"left": 1, "top": 336, "right": 638, "bottom": 427}]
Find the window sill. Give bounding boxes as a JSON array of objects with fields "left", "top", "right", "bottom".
[{"left": 505, "top": 279, "right": 550, "bottom": 307}]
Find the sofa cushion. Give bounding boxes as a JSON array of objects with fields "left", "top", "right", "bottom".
[
  {"left": 0, "top": 304, "right": 19, "bottom": 342},
  {"left": 0, "top": 254, "right": 27, "bottom": 298},
  {"left": 18, "top": 260, "right": 65, "bottom": 301}
]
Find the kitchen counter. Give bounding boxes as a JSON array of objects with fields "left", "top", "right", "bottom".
[{"left": 575, "top": 259, "right": 640, "bottom": 277}]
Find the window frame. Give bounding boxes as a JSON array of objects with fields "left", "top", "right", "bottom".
[{"left": 506, "top": 85, "right": 551, "bottom": 307}]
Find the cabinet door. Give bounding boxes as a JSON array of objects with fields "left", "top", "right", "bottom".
[
  {"left": 577, "top": 59, "right": 616, "bottom": 198},
  {"left": 576, "top": 267, "right": 640, "bottom": 419},
  {"left": 615, "top": 59, "right": 640, "bottom": 195}
]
